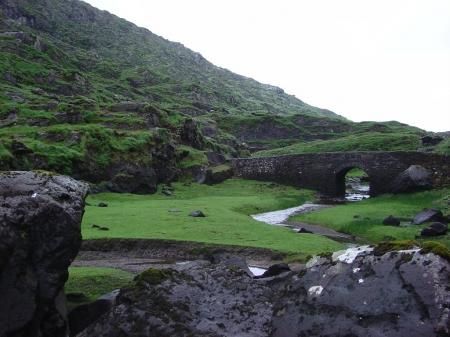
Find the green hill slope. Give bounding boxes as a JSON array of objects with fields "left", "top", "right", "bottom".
[{"left": 0, "top": 0, "right": 444, "bottom": 192}]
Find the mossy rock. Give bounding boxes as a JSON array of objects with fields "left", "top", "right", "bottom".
[
  {"left": 373, "top": 240, "right": 418, "bottom": 256},
  {"left": 134, "top": 268, "right": 173, "bottom": 287},
  {"left": 420, "top": 241, "right": 450, "bottom": 262}
]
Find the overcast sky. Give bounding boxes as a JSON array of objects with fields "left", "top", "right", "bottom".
[{"left": 84, "top": 0, "right": 450, "bottom": 132}]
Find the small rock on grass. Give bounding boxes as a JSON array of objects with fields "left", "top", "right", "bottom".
[
  {"left": 383, "top": 215, "right": 400, "bottom": 226},
  {"left": 190, "top": 210, "right": 206, "bottom": 217},
  {"left": 98, "top": 202, "right": 108, "bottom": 207}
]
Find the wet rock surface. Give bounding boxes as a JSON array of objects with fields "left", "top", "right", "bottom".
[
  {"left": 0, "top": 171, "right": 88, "bottom": 337},
  {"left": 76, "top": 249, "right": 450, "bottom": 337}
]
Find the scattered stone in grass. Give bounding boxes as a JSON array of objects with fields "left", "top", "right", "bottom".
[
  {"left": 91, "top": 224, "right": 100, "bottom": 229},
  {"left": 98, "top": 202, "right": 108, "bottom": 207},
  {"left": 382, "top": 215, "right": 400, "bottom": 226},
  {"left": 162, "top": 189, "right": 172, "bottom": 196},
  {"left": 420, "top": 222, "right": 448, "bottom": 237},
  {"left": 99, "top": 226, "right": 110, "bottom": 231},
  {"left": 353, "top": 215, "right": 360, "bottom": 219},
  {"left": 297, "top": 227, "right": 313, "bottom": 234},
  {"left": 190, "top": 210, "right": 206, "bottom": 217}
]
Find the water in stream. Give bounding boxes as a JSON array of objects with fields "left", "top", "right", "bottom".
[{"left": 345, "top": 177, "right": 370, "bottom": 202}]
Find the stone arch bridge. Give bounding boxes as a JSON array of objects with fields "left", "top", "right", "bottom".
[{"left": 232, "top": 152, "right": 450, "bottom": 196}]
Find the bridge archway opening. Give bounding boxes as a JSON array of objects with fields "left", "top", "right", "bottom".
[{"left": 336, "top": 167, "right": 370, "bottom": 201}]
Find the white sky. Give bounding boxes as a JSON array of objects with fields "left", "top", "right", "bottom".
[{"left": 83, "top": 0, "right": 450, "bottom": 132}]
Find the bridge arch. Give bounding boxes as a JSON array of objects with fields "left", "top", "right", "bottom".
[{"left": 335, "top": 165, "right": 371, "bottom": 198}]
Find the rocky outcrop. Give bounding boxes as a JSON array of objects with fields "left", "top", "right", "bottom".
[
  {"left": 76, "top": 248, "right": 450, "bottom": 337},
  {"left": 0, "top": 171, "right": 88, "bottom": 337},
  {"left": 180, "top": 118, "right": 206, "bottom": 150}
]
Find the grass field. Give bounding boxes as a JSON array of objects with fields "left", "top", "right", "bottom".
[
  {"left": 290, "top": 188, "right": 450, "bottom": 248},
  {"left": 65, "top": 267, "right": 134, "bottom": 306},
  {"left": 82, "top": 179, "right": 343, "bottom": 255}
]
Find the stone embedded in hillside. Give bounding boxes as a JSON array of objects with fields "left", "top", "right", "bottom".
[
  {"left": 390, "top": 165, "right": 432, "bottom": 193},
  {"left": 106, "top": 166, "right": 158, "bottom": 194},
  {"left": 0, "top": 171, "right": 88, "bottom": 337},
  {"left": 412, "top": 208, "right": 446, "bottom": 225},
  {"left": 180, "top": 118, "right": 206, "bottom": 150},
  {"left": 420, "top": 222, "right": 448, "bottom": 236},
  {"left": 383, "top": 215, "right": 401, "bottom": 226}
]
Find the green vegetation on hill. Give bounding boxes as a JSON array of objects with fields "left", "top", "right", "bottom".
[
  {"left": 290, "top": 188, "right": 450, "bottom": 248},
  {"left": 1, "top": 0, "right": 443, "bottom": 182},
  {"left": 253, "top": 132, "right": 423, "bottom": 157},
  {"left": 82, "top": 179, "right": 343, "bottom": 257}
]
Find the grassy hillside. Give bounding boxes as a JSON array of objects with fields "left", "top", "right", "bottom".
[
  {"left": 0, "top": 0, "right": 444, "bottom": 187},
  {"left": 253, "top": 132, "right": 422, "bottom": 157}
]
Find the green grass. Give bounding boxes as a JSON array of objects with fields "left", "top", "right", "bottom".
[
  {"left": 65, "top": 267, "right": 133, "bottom": 303},
  {"left": 434, "top": 138, "right": 450, "bottom": 155},
  {"left": 253, "top": 132, "right": 421, "bottom": 157},
  {"left": 291, "top": 188, "right": 450, "bottom": 248},
  {"left": 82, "top": 179, "right": 343, "bottom": 257}
]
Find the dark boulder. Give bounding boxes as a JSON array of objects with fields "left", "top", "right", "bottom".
[
  {"left": 205, "top": 165, "right": 234, "bottom": 185},
  {"left": 255, "top": 263, "right": 291, "bottom": 279},
  {"left": 420, "top": 222, "right": 448, "bottom": 236},
  {"left": 271, "top": 249, "right": 450, "bottom": 337},
  {"left": 77, "top": 250, "right": 450, "bottom": 337},
  {"left": 383, "top": 215, "right": 401, "bottom": 226},
  {"left": 0, "top": 171, "right": 88, "bottom": 337},
  {"left": 412, "top": 208, "right": 446, "bottom": 225},
  {"left": 189, "top": 210, "right": 205, "bottom": 217},
  {"left": 390, "top": 165, "right": 432, "bottom": 193}
]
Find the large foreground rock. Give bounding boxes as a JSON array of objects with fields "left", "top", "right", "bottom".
[
  {"left": 0, "top": 171, "right": 88, "bottom": 337},
  {"left": 77, "top": 248, "right": 449, "bottom": 337}
]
